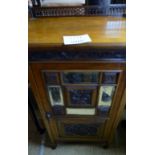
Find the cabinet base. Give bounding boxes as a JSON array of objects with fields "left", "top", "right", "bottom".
[
  {"left": 51, "top": 145, "right": 57, "bottom": 150},
  {"left": 102, "top": 142, "right": 109, "bottom": 149}
]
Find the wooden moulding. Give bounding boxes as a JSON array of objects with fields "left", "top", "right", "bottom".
[
  {"left": 29, "top": 46, "right": 126, "bottom": 62},
  {"left": 30, "top": 5, "right": 126, "bottom": 17}
]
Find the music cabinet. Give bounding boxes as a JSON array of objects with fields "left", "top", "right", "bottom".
[{"left": 28, "top": 16, "right": 126, "bottom": 149}]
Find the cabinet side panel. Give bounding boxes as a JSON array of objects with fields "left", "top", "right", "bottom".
[
  {"left": 103, "top": 70, "right": 126, "bottom": 143},
  {"left": 29, "top": 65, "right": 57, "bottom": 146}
]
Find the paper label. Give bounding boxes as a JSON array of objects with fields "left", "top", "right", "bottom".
[{"left": 63, "top": 34, "right": 92, "bottom": 45}]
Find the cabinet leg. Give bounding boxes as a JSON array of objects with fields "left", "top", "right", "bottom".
[
  {"left": 46, "top": 143, "right": 57, "bottom": 149},
  {"left": 45, "top": 139, "right": 57, "bottom": 150}
]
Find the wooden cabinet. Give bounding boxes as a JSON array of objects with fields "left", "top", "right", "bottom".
[{"left": 28, "top": 16, "right": 126, "bottom": 149}]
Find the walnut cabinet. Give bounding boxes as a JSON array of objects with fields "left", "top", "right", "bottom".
[{"left": 28, "top": 17, "right": 126, "bottom": 149}]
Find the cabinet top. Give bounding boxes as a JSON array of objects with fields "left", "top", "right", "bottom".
[{"left": 28, "top": 16, "right": 126, "bottom": 47}]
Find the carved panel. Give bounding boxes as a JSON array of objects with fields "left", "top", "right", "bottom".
[
  {"left": 44, "top": 72, "right": 59, "bottom": 84},
  {"left": 65, "top": 86, "right": 97, "bottom": 107},
  {"left": 52, "top": 105, "right": 65, "bottom": 115},
  {"left": 64, "top": 124, "right": 100, "bottom": 136},
  {"left": 97, "top": 106, "right": 111, "bottom": 116},
  {"left": 62, "top": 72, "right": 99, "bottom": 84},
  {"left": 102, "top": 72, "right": 118, "bottom": 84},
  {"left": 69, "top": 89, "right": 92, "bottom": 105}
]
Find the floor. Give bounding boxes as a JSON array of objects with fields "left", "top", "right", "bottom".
[{"left": 28, "top": 118, "right": 126, "bottom": 155}]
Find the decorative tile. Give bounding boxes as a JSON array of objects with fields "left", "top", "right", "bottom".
[
  {"left": 97, "top": 106, "right": 111, "bottom": 116},
  {"left": 64, "top": 124, "right": 99, "bottom": 136},
  {"left": 63, "top": 72, "right": 99, "bottom": 84},
  {"left": 69, "top": 89, "right": 92, "bottom": 105},
  {"left": 53, "top": 105, "right": 65, "bottom": 115},
  {"left": 102, "top": 72, "right": 118, "bottom": 84},
  {"left": 44, "top": 72, "right": 59, "bottom": 84}
]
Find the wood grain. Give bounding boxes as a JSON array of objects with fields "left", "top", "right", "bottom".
[
  {"left": 29, "top": 16, "right": 126, "bottom": 47},
  {"left": 29, "top": 66, "right": 57, "bottom": 147},
  {"left": 28, "top": 16, "right": 126, "bottom": 148}
]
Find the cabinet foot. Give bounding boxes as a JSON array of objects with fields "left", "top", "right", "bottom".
[
  {"left": 102, "top": 142, "right": 109, "bottom": 149},
  {"left": 51, "top": 144, "right": 57, "bottom": 150}
]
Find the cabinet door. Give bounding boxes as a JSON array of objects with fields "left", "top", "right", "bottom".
[{"left": 30, "top": 62, "right": 125, "bottom": 141}]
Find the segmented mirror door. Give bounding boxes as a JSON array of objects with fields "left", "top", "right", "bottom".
[
  {"left": 30, "top": 61, "right": 125, "bottom": 141},
  {"left": 43, "top": 71, "right": 120, "bottom": 117}
]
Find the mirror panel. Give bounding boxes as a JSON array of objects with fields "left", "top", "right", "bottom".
[{"left": 48, "top": 86, "right": 64, "bottom": 106}]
